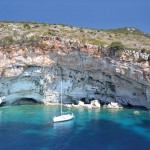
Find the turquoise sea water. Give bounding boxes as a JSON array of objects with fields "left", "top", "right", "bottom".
[{"left": 0, "top": 105, "right": 150, "bottom": 150}]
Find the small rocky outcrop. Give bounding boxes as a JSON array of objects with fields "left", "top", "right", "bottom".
[
  {"left": 106, "top": 102, "right": 123, "bottom": 109},
  {"left": 78, "top": 101, "right": 85, "bottom": 107},
  {"left": 90, "top": 100, "right": 101, "bottom": 108}
]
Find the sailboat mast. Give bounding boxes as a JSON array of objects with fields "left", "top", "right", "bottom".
[{"left": 61, "top": 80, "right": 62, "bottom": 115}]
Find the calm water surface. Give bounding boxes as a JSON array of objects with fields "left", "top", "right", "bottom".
[{"left": 0, "top": 105, "right": 150, "bottom": 150}]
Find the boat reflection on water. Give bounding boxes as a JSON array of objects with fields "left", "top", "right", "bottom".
[{"left": 52, "top": 118, "right": 75, "bottom": 140}]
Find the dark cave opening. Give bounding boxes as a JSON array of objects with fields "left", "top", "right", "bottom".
[
  {"left": 12, "top": 98, "right": 40, "bottom": 105},
  {"left": 0, "top": 102, "right": 6, "bottom": 107}
]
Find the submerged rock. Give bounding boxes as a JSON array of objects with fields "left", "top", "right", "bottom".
[{"left": 133, "top": 110, "right": 140, "bottom": 115}]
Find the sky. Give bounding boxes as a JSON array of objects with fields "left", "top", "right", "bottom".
[{"left": 0, "top": 0, "right": 150, "bottom": 34}]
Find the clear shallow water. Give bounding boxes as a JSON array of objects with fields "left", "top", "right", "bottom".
[{"left": 0, "top": 105, "right": 150, "bottom": 150}]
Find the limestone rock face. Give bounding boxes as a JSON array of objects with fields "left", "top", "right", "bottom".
[
  {"left": 0, "top": 40, "right": 150, "bottom": 109},
  {"left": 91, "top": 100, "right": 101, "bottom": 108}
]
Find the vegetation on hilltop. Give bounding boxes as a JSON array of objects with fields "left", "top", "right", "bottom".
[
  {"left": 107, "top": 27, "right": 150, "bottom": 39},
  {"left": 0, "top": 21, "right": 150, "bottom": 55}
]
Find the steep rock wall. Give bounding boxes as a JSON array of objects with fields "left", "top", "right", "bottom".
[{"left": 0, "top": 48, "right": 150, "bottom": 109}]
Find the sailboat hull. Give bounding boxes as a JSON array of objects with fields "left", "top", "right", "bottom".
[
  {"left": 53, "top": 114, "right": 74, "bottom": 123},
  {"left": 52, "top": 81, "right": 75, "bottom": 123}
]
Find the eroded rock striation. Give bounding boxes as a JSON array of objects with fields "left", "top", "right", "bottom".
[{"left": 0, "top": 22, "right": 150, "bottom": 109}]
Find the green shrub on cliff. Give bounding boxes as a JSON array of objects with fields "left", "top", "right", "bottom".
[
  {"left": 17, "top": 35, "right": 41, "bottom": 46},
  {"left": 109, "top": 42, "right": 124, "bottom": 51},
  {"left": 88, "top": 38, "right": 101, "bottom": 45},
  {"left": 0, "top": 36, "right": 14, "bottom": 46},
  {"left": 115, "top": 49, "right": 123, "bottom": 57},
  {"left": 146, "top": 50, "right": 150, "bottom": 54},
  {"left": 108, "top": 41, "right": 124, "bottom": 56},
  {"left": 137, "top": 56, "right": 144, "bottom": 63},
  {"left": 141, "top": 48, "right": 146, "bottom": 53},
  {"left": 23, "top": 23, "right": 31, "bottom": 29},
  {"left": 47, "top": 29, "right": 58, "bottom": 36}
]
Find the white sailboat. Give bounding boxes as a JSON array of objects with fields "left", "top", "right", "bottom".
[{"left": 53, "top": 81, "right": 74, "bottom": 123}]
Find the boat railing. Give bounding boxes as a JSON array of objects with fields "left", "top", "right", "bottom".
[{"left": 62, "top": 111, "right": 72, "bottom": 115}]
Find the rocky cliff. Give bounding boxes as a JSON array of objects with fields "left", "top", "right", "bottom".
[{"left": 0, "top": 22, "right": 150, "bottom": 109}]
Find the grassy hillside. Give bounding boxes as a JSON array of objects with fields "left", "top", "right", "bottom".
[{"left": 0, "top": 21, "right": 150, "bottom": 53}]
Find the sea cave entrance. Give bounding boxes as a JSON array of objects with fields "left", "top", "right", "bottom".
[{"left": 12, "top": 98, "right": 39, "bottom": 105}]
